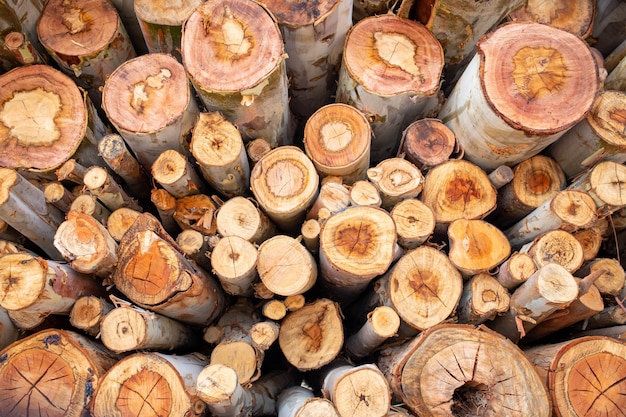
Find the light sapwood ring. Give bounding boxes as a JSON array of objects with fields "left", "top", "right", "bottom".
[
  {"left": 257, "top": 235, "right": 317, "bottom": 297},
  {"left": 69, "top": 295, "right": 112, "bottom": 334},
  {"left": 304, "top": 103, "right": 371, "bottom": 185},
  {"left": 0, "top": 65, "right": 87, "bottom": 171}
]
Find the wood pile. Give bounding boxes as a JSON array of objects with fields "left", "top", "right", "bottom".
[{"left": 2, "top": 1, "right": 626, "bottom": 417}]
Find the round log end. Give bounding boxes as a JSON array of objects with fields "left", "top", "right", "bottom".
[
  {"left": 152, "top": 150, "right": 189, "bottom": 185},
  {"left": 257, "top": 235, "right": 316, "bottom": 296},
  {"left": 402, "top": 118, "right": 457, "bottom": 168},
  {"left": 448, "top": 219, "right": 511, "bottom": 275},
  {"left": 211, "top": 341, "right": 259, "bottom": 385},
  {"left": 551, "top": 190, "right": 597, "bottom": 228},
  {"left": 191, "top": 112, "right": 244, "bottom": 166},
  {"left": 108, "top": 208, "right": 141, "bottom": 242},
  {"left": 211, "top": 235, "right": 258, "bottom": 295},
  {"left": 134, "top": 0, "right": 204, "bottom": 25},
  {"left": 370, "top": 306, "right": 401, "bottom": 338},
  {"left": 216, "top": 197, "right": 265, "bottom": 242},
  {"left": 100, "top": 307, "right": 148, "bottom": 353},
  {"left": 589, "top": 161, "right": 626, "bottom": 207},
  {"left": 196, "top": 363, "right": 239, "bottom": 404},
  {"left": 587, "top": 90, "right": 626, "bottom": 147},
  {"left": 536, "top": 263, "right": 579, "bottom": 304},
  {"left": 331, "top": 365, "right": 391, "bottom": 417},
  {"left": 0, "top": 253, "right": 47, "bottom": 311}
]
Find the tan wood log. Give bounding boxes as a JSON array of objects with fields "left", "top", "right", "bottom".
[
  {"left": 496, "top": 252, "right": 537, "bottom": 290},
  {"left": 260, "top": 0, "right": 352, "bottom": 118},
  {"left": 150, "top": 188, "right": 180, "bottom": 236},
  {"left": 102, "top": 53, "right": 199, "bottom": 169},
  {"left": 279, "top": 298, "right": 343, "bottom": 371},
  {"left": 0, "top": 328, "right": 119, "bottom": 417},
  {"left": 92, "top": 351, "right": 208, "bottom": 417},
  {"left": 488, "top": 165, "right": 515, "bottom": 189},
  {"left": 6, "top": 309, "right": 50, "bottom": 331},
  {"left": 261, "top": 299, "right": 287, "bottom": 321},
  {"left": 421, "top": 159, "right": 497, "bottom": 225},
  {"left": 345, "top": 306, "right": 400, "bottom": 360},
  {"left": 366, "top": 158, "right": 424, "bottom": 210},
  {"left": 521, "top": 229, "right": 585, "bottom": 273},
  {"left": 583, "top": 305, "right": 626, "bottom": 330},
  {"left": 257, "top": 235, "right": 317, "bottom": 297},
  {"left": 134, "top": 0, "right": 202, "bottom": 60},
  {"left": 173, "top": 193, "right": 218, "bottom": 236},
  {"left": 573, "top": 226, "right": 605, "bottom": 262},
  {"left": 301, "top": 218, "right": 321, "bottom": 254},
  {"left": 176, "top": 229, "right": 212, "bottom": 271},
  {"left": 0, "top": 252, "right": 106, "bottom": 314},
  {"left": 524, "top": 336, "right": 626, "bottom": 417},
  {"left": 278, "top": 386, "right": 340, "bottom": 417},
  {"left": 0, "top": 306, "right": 18, "bottom": 349},
  {"left": 113, "top": 213, "right": 226, "bottom": 325},
  {"left": 378, "top": 324, "right": 550, "bottom": 417},
  {"left": 107, "top": 207, "right": 140, "bottom": 242},
  {"left": 284, "top": 294, "right": 306, "bottom": 311},
  {"left": 336, "top": 15, "right": 443, "bottom": 163},
  {"left": 304, "top": 104, "right": 371, "bottom": 185},
  {"left": 98, "top": 133, "right": 151, "bottom": 199},
  {"left": 547, "top": 90, "right": 626, "bottom": 179},
  {"left": 437, "top": 22, "right": 598, "bottom": 171},
  {"left": 489, "top": 155, "right": 566, "bottom": 229},
  {"left": 508, "top": 0, "right": 595, "bottom": 38},
  {"left": 4, "top": 31, "right": 44, "bottom": 65},
  {"left": 43, "top": 181, "right": 74, "bottom": 213},
  {"left": 489, "top": 263, "right": 579, "bottom": 343},
  {"left": 349, "top": 180, "right": 382, "bottom": 207},
  {"left": 100, "top": 304, "right": 198, "bottom": 353},
  {"left": 56, "top": 159, "right": 87, "bottom": 184},
  {"left": 54, "top": 210, "right": 118, "bottom": 278},
  {"left": 567, "top": 161, "right": 626, "bottom": 218},
  {"left": 70, "top": 193, "right": 111, "bottom": 223},
  {"left": 182, "top": 0, "right": 293, "bottom": 147},
  {"left": 190, "top": 112, "right": 250, "bottom": 198},
  {"left": 37, "top": 0, "right": 135, "bottom": 105},
  {"left": 246, "top": 138, "right": 272, "bottom": 167},
  {"left": 505, "top": 190, "right": 598, "bottom": 248},
  {"left": 447, "top": 219, "right": 511, "bottom": 277},
  {"left": 250, "top": 146, "right": 319, "bottom": 232},
  {"left": 319, "top": 206, "right": 398, "bottom": 303},
  {"left": 0, "top": 4, "right": 24, "bottom": 72},
  {"left": 250, "top": 320, "right": 280, "bottom": 351},
  {"left": 456, "top": 273, "right": 511, "bottom": 325},
  {"left": 152, "top": 149, "right": 208, "bottom": 198},
  {"left": 216, "top": 196, "right": 276, "bottom": 244},
  {"left": 322, "top": 363, "right": 391, "bottom": 417},
  {"left": 0, "top": 65, "right": 106, "bottom": 173},
  {"left": 306, "top": 181, "right": 350, "bottom": 220},
  {"left": 69, "top": 295, "right": 113, "bottom": 337},
  {"left": 83, "top": 166, "right": 141, "bottom": 212},
  {"left": 399, "top": 118, "right": 460, "bottom": 170},
  {"left": 196, "top": 364, "right": 297, "bottom": 417},
  {"left": 576, "top": 258, "right": 626, "bottom": 296},
  {"left": 0, "top": 168, "right": 65, "bottom": 258},
  {"left": 211, "top": 235, "right": 258, "bottom": 296}
]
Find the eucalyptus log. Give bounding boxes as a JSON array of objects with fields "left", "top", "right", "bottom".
[
  {"left": 152, "top": 149, "right": 208, "bottom": 198},
  {"left": 246, "top": 138, "right": 272, "bottom": 167},
  {"left": 107, "top": 207, "right": 140, "bottom": 242},
  {"left": 508, "top": 0, "right": 595, "bottom": 38},
  {"left": 69, "top": 295, "right": 113, "bottom": 337},
  {"left": 336, "top": 14, "right": 443, "bottom": 162},
  {"left": 349, "top": 180, "right": 382, "bottom": 207},
  {"left": 488, "top": 165, "right": 515, "bottom": 189},
  {"left": 345, "top": 306, "right": 400, "bottom": 360},
  {"left": 567, "top": 160, "right": 626, "bottom": 217},
  {"left": 573, "top": 227, "right": 604, "bottom": 262},
  {"left": 301, "top": 218, "right": 321, "bottom": 254},
  {"left": 390, "top": 198, "right": 435, "bottom": 249},
  {"left": 83, "top": 166, "right": 142, "bottom": 212},
  {"left": 216, "top": 196, "right": 276, "bottom": 243},
  {"left": 0, "top": 306, "right": 18, "bottom": 349},
  {"left": 211, "top": 235, "right": 259, "bottom": 296},
  {"left": 367, "top": 158, "right": 424, "bottom": 210},
  {"left": 576, "top": 258, "right": 625, "bottom": 296},
  {"left": 56, "top": 159, "right": 87, "bottom": 184},
  {"left": 521, "top": 229, "right": 585, "bottom": 273},
  {"left": 174, "top": 193, "right": 219, "bottom": 236},
  {"left": 150, "top": 188, "right": 180, "bottom": 236},
  {"left": 399, "top": 118, "right": 460, "bottom": 170},
  {"left": 496, "top": 252, "right": 537, "bottom": 290},
  {"left": 182, "top": 0, "right": 293, "bottom": 147},
  {"left": 261, "top": 300, "right": 287, "bottom": 321},
  {"left": 102, "top": 53, "right": 199, "bottom": 169},
  {"left": 437, "top": 22, "right": 598, "bottom": 170},
  {"left": 306, "top": 181, "right": 350, "bottom": 221},
  {"left": 43, "top": 181, "right": 74, "bottom": 213},
  {"left": 589, "top": 0, "right": 626, "bottom": 56},
  {"left": 304, "top": 103, "right": 371, "bottom": 184},
  {"left": 277, "top": 386, "right": 340, "bottom": 417},
  {"left": 98, "top": 133, "right": 150, "bottom": 199},
  {"left": 109, "top": 0, "right": 148, "bottom": 54},
  {"left": 70, "top": 193, "right": 111, "bottom": 223},
  {"left": 457, "top": 273, "right": 511, "bottom": 325},
  {"left": 176, "top": 229, "right": 212, "bottom": 271},
  {"left": 4, "top": 31, "right": 44, "bottom": 65}
]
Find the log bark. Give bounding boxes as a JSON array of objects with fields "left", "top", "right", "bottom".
[
  {"left": 0, "top": 168, "right": 64, "bottom": 258},
  {"left": 277, "top": 386, "right": 340, "bottom": 417},
  {"left": 260, "top": 0, "right": 352, "bottom": 118},
  {"left": 567, "top": 160, "right": 626, "bottom": 217},
  {"left": 505, "top": 190, "right": 598, "bottom": 248},
  {"left": 37, "top": 0, "right": 135, "bottom": 105},
  {"left": 0, "top": 329, "right": 119, "bottom": 417},
  {"left": 54, "top": 210, "right": 118, "bottom": 278},
  {"left": 107, "top": 207, "right": 140, "bottom": 242},
  {"left": 589, "top": 0, "right": 626, "bottom": 56},
  {"left": 437, "top": 22, "right": 599, "bottom": 171},
  {"left": 100, "top": 303, "right": 199, "bottom": 353},
  {"left": 421, "top": 160, "right": 497, "bottom": 225},
  {"left": 278, "top": 298, "right": 343, "bottom": 371},
  {"left": 378, "top": 324, "right": 551, "bottom": 417},
  {"left": 521, "top": 229, "right": 585, "bottom": 273},
  {"left": 92, "top": 352, "right": 208, "bottom": 417},
  {"left": 508, "top": 0, "right": 595, "bottom": 38},
  {"left": 113, "top": 213, "right": 226, "bottom": 325},
  {"left": 489, "top": 155, "right": 566, "bottom": 229},
  {"left": 211, "top": 235, "right": 259, "bottom": 296},
  {"left": 496, "top": 252, "right": 537, "bottom": 290},
  {"left": 152, "top": 149, "right": 208, "bottom": 198},
  {"left": 70, "top": 193, "right": 111, "bottom": 223},
  {"left": 173, "top": 193, "right": 219, "bottom": 236},
  {"left": 102, "top": 53, "right": 199, "bottom": 169},
  {"left": 399, "top": 118, "right": 461, "bottom": 170},
  {"left": 345, "top": 306, "right": 400, "bottom": 360},
  {"left": 321, "top": 363, "right": 391, "bottom": 417},
  {"left": 336, "top": 14, "right": 443, "bottom": 163},
  {"left": 576, "top": 257, "right": 626, "bottom": 296},
  {"left": 83, "top": 166, "right": 142, "bottom": 212},
  {"left": 98, "top": 133, "right": 151, "bottom": 199},
  {"left": 0, "top": 64, "right": 105, "bottom": 172},
  {"left": 319, "top": 206, "right": 398, "bottom": 303},
  {"left": 150, "top": 188, "right": 180, "bottom": 236},
  {"left": 456, "top": 273, "right": 511, "bottom": 325},
  {"left": 182, "top": 0, "right": 293, "bottom": 147},
  {"left": 524, "top": 336, "right": 626, "bottom": 417},
  {"left": 547, "top": 90, "right": 626, "bottom": 179},
  {"left": 190, "top": 112, "right": 250, "bottom": 198},
  {"left": 109, "top": 0, "right": 148, "bottom": 54},
  {"left": 488, "top": 165, "right": 515, "bottom": 189},
  {"left": 257, "top": 235, "right": 317, "bottom": 297},
  {"left": 56, "top": 159, "right": 87, "bottom": 184},
  {"left": 69, "top": 295, "right": 113, "bottom": 337},
  {"left": 301, "top": 218, "right": 321, "bottom": 254},
  {"left": 133, "top": 0, "right": 203, "bottom": 60},
  {"left": 349, "top": 180, "right": 382, "bottom": 207},
  {"left": 390, "top": 198, "right": 435, "bottom": 250},
  {"left": 303, "top": 103, "right": 371, "bottom": 185},
  {"left": 447, "top": 219, "right": 511, "bottom": 277},
  {"left": 176, "top": 229, "right": 212, "bottom": 272},
  {"left": 366, "top": 158, "right": 424, "bottom": 210},
  {"left": 215, "top": 196, "right": 276, "bottom": 244},
  {"left": 0, "top": 306, "right": 18, "bottom": 349},
  {"left": 250, "top": 146, "right": 319, "bottom": 233}
]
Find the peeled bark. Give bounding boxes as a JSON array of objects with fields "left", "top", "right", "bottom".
[
  {"left": 390, "top": 198, "right": 435, "bottom": 250},
  {"left": 69, "top": 295, "right": 113, "bottom": 337},
  {"left": 211, "top": 235, "right": 259, "bottom": 296},
  {"left": 190, "top": 112, "right": 250, "bottom": 198},
  {"left": 457, "top": 273, "right": 511, "bottom": 325},
  {"left": 0, "top": 329, "right": 118, "bottom": 417},
  {"left": 182, "top": 0, "right": 293, "bottom": 147},
  {"left": 216, "top": 196, "right": 276, "bottom": 244},
  {"left": 83, "top": 166, "right": 142, "bottom": 212},
  {"left": 152, "top": 149, "right": 208, "bottom": 198},
  {"left": 345, "top": 306, "right": 400, "bottom": 360},
  {"left": 304, "top": 103, "right": 371, "bottom": 185},
  {"left": 378, "top": 324, "right": 550, "bottom": 417},
  {"left": 437, "top": 22, "right": 599, "bottom": 170},
  {"left": 173, "top": 193, "right": 219, "bottom": 236},
  {"left": 399, "top": 118, "right": 461, "bottom": 170},
  {"left": 98, "top": 133, "right": 151, "bottom": 199},
  {"left": 336, "top": 14, "right": 443, "bottom": 162},
  {"left": 367, "top": 158, "right": 424, "bottom": 210},
  {"left": 508, "top": 0, "right": 595, "bottom": 38},
  {"left": 102, "top": 53, "right": 199, "bottom": 169}
]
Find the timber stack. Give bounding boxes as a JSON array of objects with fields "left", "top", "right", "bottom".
[{"left": 2, "top": 1, "right": 626, "bottom": 417}]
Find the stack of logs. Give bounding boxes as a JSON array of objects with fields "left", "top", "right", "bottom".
[{"left": 2, "top": 1, "right": 626, "bottom": 417}]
